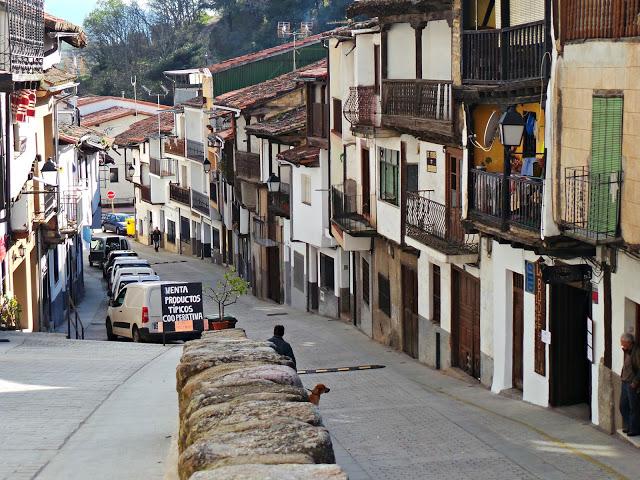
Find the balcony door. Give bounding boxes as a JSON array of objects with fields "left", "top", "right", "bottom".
[
  {"left": 446, "top": 149, "right": 463, "bottom": 243},
  {"left": 362, "top": 148, "right": 370, "bottom": 219}
]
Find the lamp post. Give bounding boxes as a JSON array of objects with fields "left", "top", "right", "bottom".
[
  {"left": 128, "top": 163, "right": 136, "bottom": 179},
  {"left": 203, "top": 158, "right": 211, "bottom": 174},
  {"left": 41, "top": 157, "right": 58, "bottom": 187},
  {"left": 266, "top": 173, "right": 281, "bottom": 193},
  {"left": 498, "top": 108, "right": 525, "bottom": 231}
]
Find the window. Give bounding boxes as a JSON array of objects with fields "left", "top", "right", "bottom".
[
  {"left": 432, "top": 264, "right": 441, "bottom": 324},
  {"left": 407, "top": 164, "right": 419, "bottom": 192},
  {"left": 294, "top": 252, "right": 304, "bottom": 291},
  {"left": 210, "top": 182, "right": 218, "bottom": 203},
  {"left": 320, "top": 254, "right": 335, "bottom": 292},
  {"left": 53, "top": 248, "right": 59, "bottom": 283},
  {"left": 110, "top": 168, "right": 119, "bottom": 183},
  {"left": 212, "top": 228, "right": 220, "bottom": 250},
  {"left": 379, "top": 148, "right": 399, "bottom": 205},
  {"left": 378, "top": 273, "right": 391, "bottom": 317},
  {"left": 301, "top": 175, "right": 312, "bottom": 205},
  {"left": 113, "top": 287, "right": 127, "bottom": 307},
  {"left": 180, "top": 216, "right": 190, "bottom": 241},
  {"left": 333, "top": 98, "right": 342, "bottom": 133},
  {"left": 167, "top": 220, "right": 176, "bottom": 244},
  {"left": 362, "top": 258, "right": 370, "bottom": 306}
]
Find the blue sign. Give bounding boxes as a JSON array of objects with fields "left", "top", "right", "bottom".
[{"left": 525, "top": 261, "right": 535, "bottom": 294}]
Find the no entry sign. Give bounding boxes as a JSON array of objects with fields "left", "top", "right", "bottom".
[
  {"left": 107, "top": 191, "right": 116, "bottom": 200},
  {"left": 160, "top": 282, "right": 204, "bottom": 323}
]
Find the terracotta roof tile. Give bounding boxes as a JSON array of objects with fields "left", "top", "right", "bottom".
[
  {"left": 81, "top": 107, "right": 141, "bottom": 127},
  {"left": 59, "top": 124, "right": 113, "bottom": 148},
  {"left": 215, "top": 59, "right": 326, "bottom": 112},
  {"left": 77, "top": 95, "right": 171, "bottom": 110},
  {"left": 245, "top": 107, "right": 306, "bottom": 137},
  {"left": 208, "top": 34, "right": 324, "bottom": 74},
  {"left": 277, "top": 144, "right": 320, "bottom": 168},
  {"left": 44, "top": 13, "right": 87, "bottom": 48},
  {"left": 40, "top": 66, "right": 76, "bottom": 89},
  {"left": 297, "top": 64, "right": 328, "bottom": 81},
  {"left": 114, "top": 112, "right": 175, "bottom": 146}
]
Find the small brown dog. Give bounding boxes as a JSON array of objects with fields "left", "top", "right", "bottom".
[{"left": 308, "top": 384, "right": 331, "bottom": 406}]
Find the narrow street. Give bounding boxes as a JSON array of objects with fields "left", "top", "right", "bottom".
[{"left": 2, "top": 239, "right": 638, "bottom": 480}]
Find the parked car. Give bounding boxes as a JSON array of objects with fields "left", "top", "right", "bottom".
[
  {"left": 110, "top": 266, "right": 156, "bottom": 297},
  {"left": 89, "top": 236, "right": 131, "bottom": 267},
  {"left": 108, "top": 258, "right": 151, "bottom": 290},
  {"left": 106, "top": 282, "right": 204, "bottom": 342},
  {"left": 102, "top": 214, "right": 132, "bottom": 235},
  {"left": 103, "top": 250, "right": 138, "bottom": 278},
  {"left": 112, "top": 274, "right": 160, "bottom": 300}
]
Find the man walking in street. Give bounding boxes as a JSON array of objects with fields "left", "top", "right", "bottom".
[
  {"left": 620, "top": 333, "right": 640, "bottom": 436},
  {"left": 268, "top": 325, "right": 296, "bottom": 369},
  {"left": 151, "top": 226, "right": 161, "bottom": 252}
]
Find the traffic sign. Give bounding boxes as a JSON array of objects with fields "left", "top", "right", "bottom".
[{"left": 107, "top": 191, "right": 115, "bottom": 200}]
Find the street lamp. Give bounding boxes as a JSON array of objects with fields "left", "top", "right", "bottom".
[
  {"left": 41, "top": 157, "right": 58, "bottom": 186},
  {"left": 266, "top": 173, "right": 281, "bottom": 193},
  {"left": 128, "top": 163, "right": 135, "bottom": 179},
  {"left": 498, "top": 107, "right": 525, "bottom": 232},
  {"left": 203, "top": 158, "right": 211, "bottom": 174}
]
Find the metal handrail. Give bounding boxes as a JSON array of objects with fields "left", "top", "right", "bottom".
[{"left": 66, "top": 294, "right": 85, "bottom": 340}]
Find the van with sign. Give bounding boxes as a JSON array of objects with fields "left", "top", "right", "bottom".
[{"left": 106, "top": 281, "right": 206, "bottom": 342}]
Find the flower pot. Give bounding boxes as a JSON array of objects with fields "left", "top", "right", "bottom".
[{"left": 206, "top": 315, "right": 238, "bottom": 330}]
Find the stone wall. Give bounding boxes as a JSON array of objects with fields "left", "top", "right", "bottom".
[{"left": 176, "top": 329, "right": 347, "bottom": 480}]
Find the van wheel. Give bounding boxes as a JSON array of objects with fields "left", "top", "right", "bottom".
[
  {"left": 132, "top": 326, "right": 143, "bottom": 343},
  {"left": 106, "top": 319, "right": 116, "bottom": 341}
]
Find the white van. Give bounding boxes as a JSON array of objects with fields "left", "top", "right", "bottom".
[
  {"left": 110, "top": 266, "right": 156, "bottom": 296},
  {"left": 106, "top": 281, "right": 205, "bottom": 342},
  {"left": 107, "top": 258, "right": 151, "bottom": 290},
  {"left": 112, "top": 274, "right": 160, "bottom": 300}
]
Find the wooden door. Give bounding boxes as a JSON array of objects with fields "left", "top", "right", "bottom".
[
  {"left": 512, "top": 273, "right": 524, "bottom": 390},
  {"left": 402, "top": 266, "right": 419, "bottom": 359},
  {"left": 267, "top": 246, "right": 281, "bottom": 304},
  {"left": 452, "top": 268, "right": 481, "bottom": 378},
  {"left": 446, "top": 150, "right": 464, "bottom": 243},
  {"left": 550, "top": 284, "right": 590, "bottom": 407},
  {"left": 362, "top": 148, "right": 370, "bottom": 218}
]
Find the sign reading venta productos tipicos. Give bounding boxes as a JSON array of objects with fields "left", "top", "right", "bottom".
[{"left": 160, "top": 283, "right": 204, "bottom": 323}]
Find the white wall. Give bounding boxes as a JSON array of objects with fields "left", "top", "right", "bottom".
[
  {"left": 387, "top": 23, "right": 416, "bottom": 80},
  {"left": 422, "top": 21, "right": 452, "bottom": 81}
]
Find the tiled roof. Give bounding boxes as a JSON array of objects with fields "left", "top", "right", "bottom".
[
  {"left": 114, "top": 112, "right": 175, "bottom": 146},
  {"left": 245, "top": 107, "right": 306, "bottom": 137},
  {"left": 215, "top": 59, "right": 326, "bottom": 112},
  {"left": 44, "top": 13, "right": 87, "bottom": 48},
  {"left": 277, "top": 144, "right": 320, "bottom": 168},
  {"left": 81, "top": 107, "right": 141, "bottom": 127},
  {"left": 77, "top": 95, "right": 170, "bottom": 110},
  {"left": 183, "top": 96, "right": 205, "bottom": 108},
  {"left": 59, "top": 124, "right": 113, "bottom": 149},
  {"left": 297, "top": 63, "right": 328, "bottom": 81},
  {"left": 40, "top": 67, "right": 76, "bottom": 89},
  {"left": 347, "top": 0, "right": 451, "bottom": 17},
  {"left": 208, "top": 34, "right": 323, "bottom": 74},
  {"left": 209, "top": 128, "right": 235, "bottom": 142},
  {"left": 326, "top": 18, "right": 380, "bottom": 37}
]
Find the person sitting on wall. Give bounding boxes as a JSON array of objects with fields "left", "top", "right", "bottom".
[
  {"left": 620, "top": 333, "right": 640, "bottom": 436},
  {"left": 268, "top": 324, "right": 296, "bottom": 370}
]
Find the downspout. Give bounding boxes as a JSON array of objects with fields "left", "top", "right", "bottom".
[{"left": 324, "top": 39, "right": 333, "bottom": 238}]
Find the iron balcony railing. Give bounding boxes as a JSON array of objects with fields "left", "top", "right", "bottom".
[
  {"left": 470, "top": 169, "right": 543, "bottom": 231},
  {"left": 253, "top": 215, "right": 279, "bottom": 247},
  {"left": 382, "top": 80, "right": 452, "bottom": 122},
  {"left": 150, "top": 157, "right": 176, "bottom": 177},
  {"left": 562, "top": 166, "right": 623, "bottom": 243},
  {"left": 164, "top": 138, "right": 185, "bottom": 157},
  {"left": 331, "top": 185, "right": 376, "bottom": 235},
  {"left": 462, "top": 20, "right": 547, "bottom": 83},
  {"left": 59, "top": 192, "right": 82, "bottom": 233},
  {"left": 140, "top": 185, "right": 152, "bottom": 204},
  {"left": 235, "top": 151, "right": 261, "bottom": 181},
  {"left": 186, "top": 139, "right": 205, "bottom": 163},
  {"left": 169, "top": 183, "right": 190, "bottom": 206},
  {"left": 35, "top": 190, "right": 56, "bottom": 220},
  {"left": 406, "top": 191, "right": 477, "bottom": 254},
  {"left": 2, "top": 0, "right": 44, "bottom": 78},
  {"left": 343, "top": 86, "right": 378, "bottom": 128},
  {"left": 269, "top": 183, "right": 290, "bottom": 218},
  {"left": 191, "top": 188, "right": 210, "bottom": 216}
]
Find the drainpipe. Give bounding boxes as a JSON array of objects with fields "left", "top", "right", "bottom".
[{"left": 324, "top": 40, "right": 333, "bottom": 237}]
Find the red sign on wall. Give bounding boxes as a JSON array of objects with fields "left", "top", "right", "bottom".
[{"left": 107, "top": 191, "right": 116, "bottom": 200}]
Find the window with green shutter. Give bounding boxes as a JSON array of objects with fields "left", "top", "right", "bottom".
[{"left": 589, "top": 95, "right": 623, "bottom": 236}]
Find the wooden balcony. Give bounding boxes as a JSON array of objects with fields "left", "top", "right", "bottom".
[
  {"left": 150, "top": 157, "right": 176, "bottom": 177},
  {"left": 382, "top": 80, "right": 453, "bottom": 140},
  {"left": 4, "top": 0, "right": 44, "bottom": 80},
  {"left": 253, "top": 215, "right": 279, "bottom": 247},
  {"left": 562, "top": 0, "right": 640, "bottom": 41},
  {"left": 462, "top": 21, "right": 547, "bottom": 84},
  {"left": 140, "top": 185, "right": 152, "bottom": 204},
  {"left": 165, "top": 138, "right": 185, "bottom": 157},
  {"left": 235, "top": 151, "right": 261, "bottom": 182},
  {"left": 406, "top": 191, "right": 477, "bottom": 255},
  {"left": 269, "top": 183, "right": 290, "bottom": 218},
  {"left": 169, "top": 183, "right": 190, "bottom": 206},
  {"left": 343, "top": 86, "right": 378, "bottom": 130}
]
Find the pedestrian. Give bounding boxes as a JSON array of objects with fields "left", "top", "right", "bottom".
[
  {"left": 268, "top": 324, "right": 296, "bottom": 369},
  {"left": 620, "top": 332, "right": 640, "bottom": 436},
  {"left": 151, "top": 226, "right": 161, "bottom": 252}
]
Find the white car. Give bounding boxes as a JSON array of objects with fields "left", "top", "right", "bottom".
[
  {"left": 106, "top": 282, "right": 205, "bottom": 343},
  {"left": 110, "top": 266, "right": 156, "bottom": 296},
  {"left": 112, "top": 274, "right": 160, "bottom": 300},
  {"left": 107, "top": 258, "right": 151, "bottom": 290}
]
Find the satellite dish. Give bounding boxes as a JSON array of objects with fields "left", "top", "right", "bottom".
[{"left": 483, "top": 110, "right": 501, "bottom": 148}]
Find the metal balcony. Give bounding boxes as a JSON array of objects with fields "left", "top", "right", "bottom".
[
  {"left": 169, "top": 183, "right": 190, "bottom": 206},
  {"left": 150, "top": 157, "right": 176, "bottom": 177},
  {"left": 343, "top": 86, "right": 378, "bottom": 128},
  {"left": 186, "top": 139, "right": 205, "bottom": 163},
  {"left": 191, "top": 189, "right": 210, "bottom": 217},
  {"left": 331, "top": 185, "right": 376, "bottom": 236}
]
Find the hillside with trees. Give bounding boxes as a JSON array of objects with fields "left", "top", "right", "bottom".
[{"left": 80, "top": 0, "right": 350, "bottom": 100}]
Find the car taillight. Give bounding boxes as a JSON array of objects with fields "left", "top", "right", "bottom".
[{"left": 141, "top": 306, "right": 149, "bottom": 324}]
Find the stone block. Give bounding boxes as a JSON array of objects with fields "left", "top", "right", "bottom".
[{"left": 189, "top": 464, "right": 348, "bottom": 480}]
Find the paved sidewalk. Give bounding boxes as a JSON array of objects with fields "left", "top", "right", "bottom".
[{"left": 133, "top": 240, "right": 640, "bottom": 480}]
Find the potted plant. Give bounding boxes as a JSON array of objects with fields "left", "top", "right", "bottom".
[
  {"left": 0, "top": 295, "right": 22, "bottom": 330},
  {"left": 205, "top": 267, "right": 250, "bottom": 329}
]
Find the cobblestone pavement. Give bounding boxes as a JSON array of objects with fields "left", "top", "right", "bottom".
[{"left": 135, "top": 240, "right": 640, "bottom": 480}]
